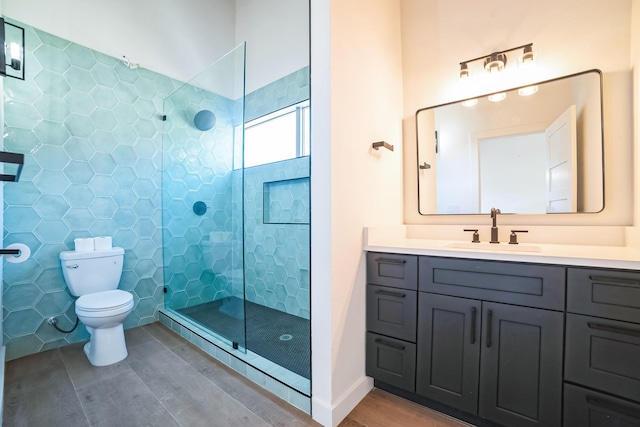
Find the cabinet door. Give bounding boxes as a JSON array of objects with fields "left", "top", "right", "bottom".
[
  {"left": 366, "top": 332, "right": 416, "bottom": 392},
  {"left": 565, "top": 383, "right": 640, "bottom": 427},
  {"left": 416, "top": 293, "right": 480, "bottom": 414},
  {"left": 479, "top": 302, "right": 563, "bottom": 427},
  {"left": 367, "top": 284, "right": 417, "bottom": 342},
  {"left": 565, "top": 313, "right": 640, "bottom": 402}
]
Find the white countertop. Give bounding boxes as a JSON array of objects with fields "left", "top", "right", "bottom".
[{"left": 365, "top": 226, "right": 640, "bottom": 270}]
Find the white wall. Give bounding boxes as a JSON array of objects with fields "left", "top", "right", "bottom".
[
  {"left": 401, "top": 0, "right": 635, "bottom": 231},
  {"left": 3, "top": 0, "right": 309, "bottom": 89},
  {"left": 633, "top": 2, "right": 640, "bottom": 230},
  {"left": 311, "top": 0, "right": 405, "bottom": 425},
  {"left": 2, "top": 0, "right": 236, "bottom": 83}
]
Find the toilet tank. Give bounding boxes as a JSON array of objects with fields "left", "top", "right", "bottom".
[{"left": 59, "top": 247, "right": 125, "bottom": 297}]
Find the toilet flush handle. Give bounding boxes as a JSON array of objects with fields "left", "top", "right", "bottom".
[{"left": 67, "top": 264, "right": 79, "bottom": 269}]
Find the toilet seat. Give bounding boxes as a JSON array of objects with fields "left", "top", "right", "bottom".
[{"left": 76, "top": 290, "right": 133, "bottom": 317}]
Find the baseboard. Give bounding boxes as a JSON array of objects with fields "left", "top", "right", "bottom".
[{"left": 312, "top": 376, "right": 374, "bottom": 427}]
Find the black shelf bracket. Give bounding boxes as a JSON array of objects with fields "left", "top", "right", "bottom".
[{"left": 0, "top": 151, "right": 24, "bottom": 182}]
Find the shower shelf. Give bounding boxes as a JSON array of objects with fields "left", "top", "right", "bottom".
[{"left": 0, "top": 151, "right": 24, "bottom": 182}]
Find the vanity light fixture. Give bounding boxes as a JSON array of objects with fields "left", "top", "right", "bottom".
[
  {"left": 518, "top": 85, "right": 539, "bottom": 96},
  {"left": 0, "top": 18, "right": 25, "bottom": 80},
  {"left": 458, "top": 43, "right": 534, "bottom": 79},
  {"left": 488, "top": 92, "right": 507, "bottom": 102}
]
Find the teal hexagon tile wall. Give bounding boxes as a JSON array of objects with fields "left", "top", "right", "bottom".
[{"left": 2, "top": 19, "right": 180, "bottom": 360}]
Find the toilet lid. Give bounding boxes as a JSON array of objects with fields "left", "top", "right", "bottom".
[{"left": 76, "top": 290, "right": 133, "bottom": 312}]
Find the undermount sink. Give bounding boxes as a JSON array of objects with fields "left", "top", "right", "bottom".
[{"left": 445, "top": 242, "right": 542, "bottom": 253}]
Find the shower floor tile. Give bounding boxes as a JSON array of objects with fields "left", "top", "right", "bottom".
[{"left": 177, "top": 298, "right": 311, "bottom": 379}]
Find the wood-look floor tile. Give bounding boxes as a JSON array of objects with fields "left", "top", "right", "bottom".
[
  {"left": 343, "top": 389, "right": 472, "bottom": 427},
  {"left": 60, "top": 342, "right": 133, "bottom": 389},
  {"left": 338, "top": 418, "right": 366, "bottom": 427},
  {"left": 124, "top": 325, "right": 156, "bottom": 348},
  {"left": 76, "top": 370, "right": 179, "bottom": 427},
  {"left": 169, "top": 341, "right": 320, "bottom": 427},
  {"left": 4, "top": 349, "right": 89, "bottom": 427},
  {"left": 141, "top": 322, "right": 186, "bottom": 348},
  {"left": 127, "top": 340, "right": 270, "bottom": 427}
]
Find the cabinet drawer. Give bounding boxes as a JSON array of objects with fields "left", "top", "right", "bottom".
[
  {"left": 567, "top": 268, "right": 640, "bottom": 323},
  {"left": 366, "top": 332, "right": 416, "bottom": 392},
  {"left": 565, "top": 313, "right": 640, "bottom": 402},
  {"left": 564, "top": 383, "right": 640, "bottom": 426},
  {"left": 419, "top": 257, "right": 565, "bottom": 310},
  {"left": 367, "top": 285, "right": 417, "bottom": 342},
  {"left": 367, "top": 252, "right": 418, "bottom": 290}
]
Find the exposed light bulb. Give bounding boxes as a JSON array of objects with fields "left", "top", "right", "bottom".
[{"left": 9, "top": 42, "right": 20, "bottom": 60}]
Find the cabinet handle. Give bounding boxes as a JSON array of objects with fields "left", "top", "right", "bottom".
[
  {"left": 588, "top": 275, "right": 640, "bottom": 287},
  {"left": 470, "top": 307, "right": 477, "bottom": 344},
  {"left": 486, "top": 309, "right": 493, "bottom": 348},
  {"left": 588, "top": 322, "right": 640, "bottom": 338},
  {"left": 374, "top": 257, "right": 407, "bottom": 265},
  {"left": 374, "top": 289, "right": 406, "bottom": 298},
  {"left": 374, "top": 338, "right": 406, "bottom": 351},
  {"left": 586, "top": 396, "right": 640, "bottom": 420}
]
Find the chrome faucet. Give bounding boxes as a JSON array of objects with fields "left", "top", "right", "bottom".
[{"left": 490, "top": 208, "right": 501, "bottom": 243}]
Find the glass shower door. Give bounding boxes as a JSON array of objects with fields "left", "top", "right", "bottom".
[{"left": 161, "top": 43, "right": 246, "bottom": 350}]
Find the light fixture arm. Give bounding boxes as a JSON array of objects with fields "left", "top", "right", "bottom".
[{"left": 459, "top": 43, "right": 533, "bottom": 67}]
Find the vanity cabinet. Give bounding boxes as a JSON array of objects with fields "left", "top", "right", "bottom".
[
  {"left": 417, "top": 294, "right": 563, "bottom": 427},
  {"left": 366, "top": 251, "right": 640, "bottom": 427},
  {"left": 365, "top": 253, "right": 418, "bottom": 392},
  {"left": 417, "top": 257, "right": 564, "bottom": 427},
  {"left": 564, "top": 268, "right": 640, "bottom": 426}
]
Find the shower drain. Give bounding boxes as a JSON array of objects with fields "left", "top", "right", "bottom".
[{"left": 279, "top": 334, "right": 293, "bottom": 341}]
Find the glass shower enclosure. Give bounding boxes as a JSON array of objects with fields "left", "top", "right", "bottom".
[
  {"left": 162, "top": 44, "right": 247, "bottom": 350},
  {"left": 160, "top": 43, "right": 311, "bottom": 395}
]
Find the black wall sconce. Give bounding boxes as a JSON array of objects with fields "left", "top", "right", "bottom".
[{"left": 0, "top": 18, "right": 25, "bottom": 80}]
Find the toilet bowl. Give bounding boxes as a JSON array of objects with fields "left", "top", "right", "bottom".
[
  {"left": 76, "top": 289, "right": 134, "bottom": 366},
  {"left": 59, "top": 247, "right": 133, "bottom": 367}
]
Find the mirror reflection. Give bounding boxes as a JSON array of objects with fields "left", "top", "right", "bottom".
[{"left": 417, "top": 70, "right": 604, "bottom": 215}]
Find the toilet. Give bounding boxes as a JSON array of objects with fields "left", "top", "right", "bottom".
[{"left": 59, "top": 247, "right": 134, "bottom": 366}]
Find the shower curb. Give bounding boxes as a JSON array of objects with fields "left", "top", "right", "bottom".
[{"left": 158, "top": 309, "right": 311, "bottom": 414}]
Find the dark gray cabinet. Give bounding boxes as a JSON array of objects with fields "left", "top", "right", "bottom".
[
  {"left": 564, "top": 383, "right": 640, "bottom": 426},
  {"left": 416, "top": 293, "right": 480, "bottom": 414},
  {"left": 417, "top": 293, "right": 563, "bottom": 427},
  {"left": 367, "top": 284, "right": 417, "bottom": 342},
  {"left": 365, "top": 252, "right": 418, "bottom": 392},
  {"left": 366, "top": 332, "right": 416, "bottom": 392},
  {"left": 565, "top": 267, "right": 640, "bottom": 423},
  {"left": 366, "top": 253, "right": 640, "bottom": 427},
  {"left": 478, "top": 301, "right": 563, "bottom": 427}
]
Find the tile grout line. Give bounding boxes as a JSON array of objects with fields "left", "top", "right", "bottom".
[
  {"left": 58, "top": 348, "right": 93, "bottom": 427},
  {"left": 163, "top": 342, "right": 276, "bottom": 427},
  {"left": 123, "top": 331, "right": 186, "bottom": 427}
]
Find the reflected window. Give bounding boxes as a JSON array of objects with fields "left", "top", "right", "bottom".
[{"left": 235, "top": 100, "right": 309, "bottom": 169}]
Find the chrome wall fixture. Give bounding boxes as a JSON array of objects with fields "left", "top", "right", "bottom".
[
  {"left": 0, "top": 17, "right": 25, "bottom": 80},
  {"left": 458, "top": 43, "right": 535, "bottom": 79}
]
